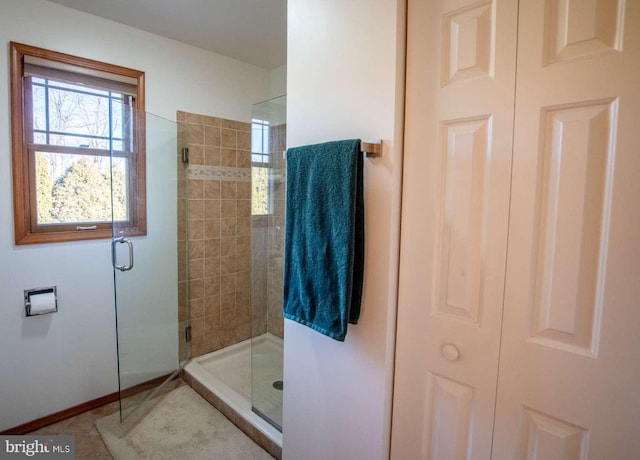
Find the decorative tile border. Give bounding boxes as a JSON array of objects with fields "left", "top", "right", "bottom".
[{"left": 187, "top": 165, "right": 251, "bottom": 182}]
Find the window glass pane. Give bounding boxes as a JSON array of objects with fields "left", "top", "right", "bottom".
[
  {"left": 35, "top": 150, "right": 125, "bottom": 225},
  {"left": 111, "top": 97, "right": 124, "bottom": 150},
  {"left": 31, "top": 84, "right": 46, "bottom": 134},
  {"left": 252, "top": 167, "right": 269, "bottom": 215},
  {"left": 111, "top": 157, "right": 129, "bottom": 222},
  {"left": 252, "top": 126, "right": 263, "bottom": 153},
  {"left": 32, "top": 79, "right": 131, "bottom": 151},
  {"left": 47, "top": 86, "right": 111, "bottom": 145},
  {"left": 33, "top": 132, "right": 47, "bottom": 144},
  {"left": 252, "top": 153, "right": 267, "bottom": 163},
  {"left": 251, "top": 119, "right": 270, "bottom": 154},
  {"left": 110, "top": 96, "right": 133, "bottom": 152}
]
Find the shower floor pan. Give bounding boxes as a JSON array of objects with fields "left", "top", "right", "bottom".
[{"left": 183, "top": 333, "right": 283, "bottom": 457}]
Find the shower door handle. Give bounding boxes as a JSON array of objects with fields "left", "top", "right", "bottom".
[{"left": 112, "top": 237, "right": 134, "bottom": 272}]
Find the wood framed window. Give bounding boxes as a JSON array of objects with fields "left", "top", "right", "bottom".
[{"left": 10, "top": 42, "right": 146, "bottom": 245}]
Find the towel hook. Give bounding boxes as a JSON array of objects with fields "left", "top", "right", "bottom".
[{"left": 360, "top": 140, "right": 382, "bottom": 158}]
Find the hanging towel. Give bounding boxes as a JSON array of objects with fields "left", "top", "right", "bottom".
[{"left": 283, "top": 139, "right": 364, "bottom": 341}]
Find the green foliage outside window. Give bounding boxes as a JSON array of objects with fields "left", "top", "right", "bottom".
[
  {"left": 36, "top": 153, "right": 127, "bottom": 224},
  {"left": 252, "top": 166, "right": 269, "bottom": 215}
]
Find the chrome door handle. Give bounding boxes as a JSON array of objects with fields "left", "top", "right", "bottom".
[{"left": 112, "top": 237, "right": 134, "bottom": 272}]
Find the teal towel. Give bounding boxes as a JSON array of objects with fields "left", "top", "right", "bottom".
[{"left": 283, "top": 139, "right": 364, "bottom": 341}]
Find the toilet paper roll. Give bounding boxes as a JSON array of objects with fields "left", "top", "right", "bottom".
[{"left": 28, "top": 292, "right": 57, "bottom": 315}]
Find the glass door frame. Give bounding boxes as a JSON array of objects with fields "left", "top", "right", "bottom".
[{"left": 110, "top": 110, "right": 190, "bottom": 422}]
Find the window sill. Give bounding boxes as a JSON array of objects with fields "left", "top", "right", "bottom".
[{"left": 15, "top": 228, "right": 146, "bottom": 245}]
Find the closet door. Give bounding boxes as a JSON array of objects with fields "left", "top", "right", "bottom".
[
  {"left": 493, "top": 0, "right": 640, "bottom": 458},
  {"left": 391, "top": 0, "right": 517, "bottom": 458}
]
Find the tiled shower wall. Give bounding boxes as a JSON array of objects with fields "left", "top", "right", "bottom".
[{"left": 178, "top": 111, "right": 252, "bottom": 358}]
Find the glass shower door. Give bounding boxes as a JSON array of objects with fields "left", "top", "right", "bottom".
[
  {"left": 251, "top": 95, "right": 286, "bottom": 431},
  {"left": 111, "top": 110, "right": 190, "bottom": 421}
]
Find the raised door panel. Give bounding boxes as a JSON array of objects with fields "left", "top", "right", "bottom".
[
  {"left": 443, "top": 1, "right": 494, "bottom": 85},
  {"left": 521, "top": 408, "right": 589, "bottom": 460},
  {"left": 530, "top": 100, "right": 615, "bottom": 357},
  {"left": 543, "top": 0, "right": 625, "bottom": 65},
  {"left": 435, "top": 117, "right": 491, "bottom": 324},
  {"left": 427, "top": 373, "right": 475, "bottom": 460}
]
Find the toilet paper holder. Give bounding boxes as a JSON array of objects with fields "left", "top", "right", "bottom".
[{"left": 24, "top": 286, "right": 58, "bottom": 316}]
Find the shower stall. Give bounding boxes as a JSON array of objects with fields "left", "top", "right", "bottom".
[
  {"left": 179, "top": 95, "right": 287, "bottom": 455},
  {"left": 76, "top": 92, "right": 287, "bottom": 459}
]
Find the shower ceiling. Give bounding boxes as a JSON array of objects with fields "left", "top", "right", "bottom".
[{"left": 47, "top": 0, "right": 287, "bottom": 70}]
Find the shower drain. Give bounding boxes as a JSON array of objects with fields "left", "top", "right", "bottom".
[{"left": 272, "top": 380, "right": 284, "bottom": 390}]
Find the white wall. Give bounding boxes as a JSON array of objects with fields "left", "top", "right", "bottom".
[
  {"left": 0, "top": 0, "right": 269, "bottom": 431},
  {"left": 270, "top": 65, "right": 287, "bottom": 98},
  {"left": 283, "top": 1, "right": 405, "bottom": 459}
]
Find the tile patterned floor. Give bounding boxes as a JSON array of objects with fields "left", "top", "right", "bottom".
[
  {"left": 29, "top": 401, "right": 117, "bottom": 459},
  {"left": 26, "top": 376, "right": 274, "bottom": 459},
  {"left": 27, "top": 381, "right": 180, "bottom": 459}
]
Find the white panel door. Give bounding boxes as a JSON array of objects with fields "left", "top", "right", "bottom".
[
  {"left": 492, "top": 0, "right": 640, "bottom": 458},
  {"left": 391, "top": 0, "right": 517, "bottom": 458}
]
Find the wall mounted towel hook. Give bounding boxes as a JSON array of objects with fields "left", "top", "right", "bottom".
[{"left": 360, "top": 140, "right": 382, "bottom": 158}]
